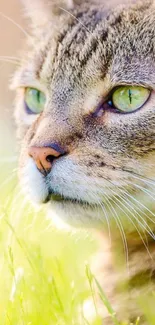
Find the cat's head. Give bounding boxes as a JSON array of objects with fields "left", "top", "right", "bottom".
[{"left": 12, "top": 0, "right": 155, "bottom": 228}]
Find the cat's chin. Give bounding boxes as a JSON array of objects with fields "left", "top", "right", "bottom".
[{"left": 46, "top": 195, "right": 108, "bottom": 229}]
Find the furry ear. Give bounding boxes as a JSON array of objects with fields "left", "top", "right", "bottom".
[{"left": 21, "top": 0, "right": 78, "bottom": 27}]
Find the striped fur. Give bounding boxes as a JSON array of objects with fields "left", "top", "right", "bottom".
[{"left": 12, "top": 0, "right": 155, "bottom": 323}]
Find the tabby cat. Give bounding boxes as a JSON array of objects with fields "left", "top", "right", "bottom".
[{"left": 12, "top": 0, "right": 155, "bottom": 323}]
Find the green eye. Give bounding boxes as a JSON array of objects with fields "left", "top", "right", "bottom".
[
  {"left": 112, "top": 86, "right": 150, "bottom": 113},
  {"left": 25, "top": 88, "right": 46, "bottom": 114}
]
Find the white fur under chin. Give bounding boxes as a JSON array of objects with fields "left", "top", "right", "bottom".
[{"left": 46, "top": 200, "right": 108, "bottom": 229}]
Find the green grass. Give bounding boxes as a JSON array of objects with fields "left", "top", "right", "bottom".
[
  {"left": 0, "top": 160, "right": 155, "bottom": 325},
  {"left": 0, "top": 164, "right": 101, "bottom": 325}
]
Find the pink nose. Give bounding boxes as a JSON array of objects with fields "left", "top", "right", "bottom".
[{"left": 28, "top": 146, "right": 62, "bottom": 176}]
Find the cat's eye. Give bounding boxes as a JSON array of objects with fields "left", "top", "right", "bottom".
[
  {"left": 24, "top": 88, "right": 46, "bottom": 114},
  {"left": 111, "top": 86, "right": 150, "bottom": 113}
]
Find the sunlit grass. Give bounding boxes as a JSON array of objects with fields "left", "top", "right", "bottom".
[
  {"left": 0, "top": 165, "right": 100, "bottom": 325},
  {"left": 0, "top": 159, "right": 155, "bottom": 325}
]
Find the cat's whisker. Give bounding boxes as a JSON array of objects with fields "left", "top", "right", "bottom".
[
  {"left": 126, "top": 180, "right": 155, "bottom": 202},
  {"left": 123, "top": 169, "right": 155, "bottom": 186},
  {"left": 58, "top": 5, "right": 106, "bottom": 58},
  {"left": 0, "top": 11, "right": 30, "bottom": 38},
  {"left": 121, "top": 203, "right": 155, "bottom": 242},
  {"left": 102, "top": 185, "right": 154, "bottom": 261},
  {"left": 106, "top": 192, "right": 154, "bottom": 261},
  {"left": 59, "top": 7, "right": 91, "bottom": 33},
  {"left": 101, "top": 192, "right": 129, "bottom": 273},
  {"left": 101, "top": 178, "right": 155, "bottom": 241},
  {"left": 0, "top": 56, "right": 21, "bottom": 61},
  {"left": 93, "top": 193, "right": 112, "bottom": 246},
  {"left": 102, "top": 175, "right": 155, "bottom": 230},
  {"left": 94, "top": 178, "right": 155, "bottom": 239},
  {"left": 126, "top": 175, "right": 155, "bottom": 199},
  {"left": 132, "top": 174, "right": 155, "bottom": 187},
  {"left": 115, "top": 187, "right": 155, "bottom": 240},
  {"left": 0, "top": 56, "right": 28, "bottom": 66},
  {"left": 0, "top": 58, "right": 21, "bottom": 66},
  {"left": 118, "top": 182, "right": 155, "bottom": 227}
]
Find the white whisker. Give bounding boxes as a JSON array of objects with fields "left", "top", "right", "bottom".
[
  {"left": 59, "top": 7, "right": 91, "bottom": 33},
  {"left": 102, "top": 178, "right": 155, "bottom": 241},
  {"left": 0, "top": 58, "right": 21, "bottom": 65},
  {"left": 93, "top": 193, "right": 112, "bottom": 246},
  {"left": 118, "top": 182, "right": 155, "bottom": 226},
  {"left": 127, "top": 180, "right": 155, "bottom": 202},
  {"left": 0, "top": 56, "right": 21, "bottom": 61},
  {"left": 115, "top": 187, "right": 155, "bottom": 240},
  {"left": 107, "top": 192, "right": 154, "bottom": 261},
  {"left": 0, "top": 11, "right": 30, "bottom": 38},
  {"left": 102, "top": 192, "right": 129, "bottom": 273},
  {"left": 59, "top": 6, "right": 103, "bottom": 50},
  {"left": 126, "top": 171, "right": 155, "bottom": 187}
]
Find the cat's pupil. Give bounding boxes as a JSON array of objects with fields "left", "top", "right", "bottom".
[
  {"left": 128, "top": 89, "right": 132, "bottom": 104},
  {"left": 37, "top": 90, "right": 40, "bottom": 103}
]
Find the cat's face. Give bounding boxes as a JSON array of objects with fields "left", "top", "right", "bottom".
[{"left": 12, "top": 0, "right": 155, "bottom": 227}]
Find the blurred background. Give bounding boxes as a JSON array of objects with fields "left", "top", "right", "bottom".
[{"left": 0, "top": 0, "right": 24, "bottom": 160}]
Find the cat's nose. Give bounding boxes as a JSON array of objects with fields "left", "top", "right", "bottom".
[{"left": 28, "top": 145, "right": 64, "bottom": 176}]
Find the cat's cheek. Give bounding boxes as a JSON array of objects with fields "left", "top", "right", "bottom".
[{"left": 15, "top": 113, "right": 39, "bottom": 142}]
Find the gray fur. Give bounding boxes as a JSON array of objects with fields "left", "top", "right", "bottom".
[{"left": 12, "top": 0, "right": 155, "bottom": 323}]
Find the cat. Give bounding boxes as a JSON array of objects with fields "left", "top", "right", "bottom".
[{"left": 11, "top": 0, "right": 155, "bottom": 323}]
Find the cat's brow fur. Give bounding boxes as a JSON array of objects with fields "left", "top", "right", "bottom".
[{"left": 12, "top": 0, "right": 155, "bottom": 323}]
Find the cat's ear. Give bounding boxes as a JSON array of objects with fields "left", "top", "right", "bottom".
[{"left": 21, "top": 0, "right": 80, "bottom": 27}]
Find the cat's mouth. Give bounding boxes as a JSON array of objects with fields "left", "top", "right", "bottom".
[{"left": 46, "top": 191, "right": 93, "bottom": 207}]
